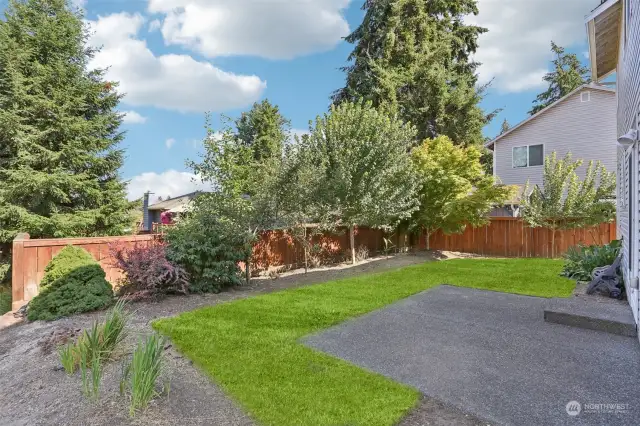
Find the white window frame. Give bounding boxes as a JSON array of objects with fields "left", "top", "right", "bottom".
[
  {"left": 512, "top": 144, "right": 545, "bottom": 168},
  {"left": 581, "top": 91, "right": 591, "bottom": 102}
]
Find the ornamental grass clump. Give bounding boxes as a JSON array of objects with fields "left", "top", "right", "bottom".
[{"left": 120, "top": 333, "right": 168, "bottom": 416}]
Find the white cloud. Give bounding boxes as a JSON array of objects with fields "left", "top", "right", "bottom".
[
  {"left": 127, "top": 170, "right": 212, "bottom": 201},
  {"left": 470, "top": 0, "right": 601, "bottom": 93},
  {"left": 121, "top": 110, "right": 148, "bottom": 124},
  {"left": 165, "top": 138, "right": 176, "bottom": 149},
  {"left": 86, "top": 13, "right": 266, "bottom": 113},
  {"left": 147, "top": 0, "right": 351, "bottom": 59}
]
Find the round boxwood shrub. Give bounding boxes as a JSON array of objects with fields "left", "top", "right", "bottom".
[{"left": 28, "top": 246, "right": 113, "bottom": 321}]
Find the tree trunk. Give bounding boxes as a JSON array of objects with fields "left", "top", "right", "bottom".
[
  {"left": 425, "top": 230, "right": 431, "bottom": 251},
  {"left": 245, "top": 254, "right": 251, "bottom": 286},
  {"left": 350, "top": 225, "right": 356, "bottom": 265},
  {"left": 551, "top": 229, "right": 556, "bottom": 259},
  {"left": 304, "top": 227, "right": 309, "bottom": 274}
]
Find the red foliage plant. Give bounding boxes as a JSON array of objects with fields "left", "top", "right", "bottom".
[{"left": 109, "top": 242, "right": 189, "bottom": 300}]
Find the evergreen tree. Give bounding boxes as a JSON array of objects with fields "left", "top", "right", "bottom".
[
  {"left": 333, "top": 0, "right": 489, "bottom": 146},
  {"left": 529, "top": 42, "right": 590, "bottom": 115},
  {"left": 236, "top": 99, "right": 290, "bottom": 163},
  {"left": 500, "top": 119, "right": 511, "bottom": 135},
  {"left": 0, "top": 0, "right": 133, "bottom": 243}
]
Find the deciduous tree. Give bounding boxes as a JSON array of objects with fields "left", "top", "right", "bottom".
[
  {"left": 520, "top": 152, "right": 616, "bottom": 257},
  {"left": 411, "top": 136, "right": 514, "bottom": 248},
  {"left": 300, "top": 101, "right": 420, "bottom": 264}
]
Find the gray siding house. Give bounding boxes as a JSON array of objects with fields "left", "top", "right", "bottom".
[
  {"left": 587, "top": 0, "right": 640, "bottom": 327},
  {"left": 486, "top": 84, "right": 617, "bottom": 190}
]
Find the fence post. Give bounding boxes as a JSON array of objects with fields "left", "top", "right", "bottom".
[{"left": 11, "top": 233, "right": 30, "bottom": 311}]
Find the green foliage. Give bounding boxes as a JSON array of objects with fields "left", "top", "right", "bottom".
[
  {"left": 292, "top": 101, "right": 420, "bottom": 263},
  {"left": 0, "top": 0, "right": 134, "bottom": 244},
  {"left": 154, "top": 258, "right": 572, "bottom": 426},
  {"left": 562, "top": 240, "right": 622, "bottom": 281},
  {"left": 333, "top": 0, "right": 490, "bottom": 146},
  {"left": 521, "top": 152, "right": 616, "bottom": 257},
  {"left": 165, "top": 195, "right": 248, "bottom": 293},
  {"left": 529, "top": 42, "right": 590, "bottom": 115},
  {"left": 58, "top": 342, "right": 76, "bottom": 375},
  {"left": 40, "top": 245, "right": 96, "bottom": 289},
  {"left": 121, "top": 333, "right": 167, "bottom": 417},
  {"left": 28, "top": 246, "right": 113, "bottom": 320},
  {"left": 236, "top": 99, "right": 290, "bottom": 164},
  {"left": 411, "top": 136, "right": 515, "bottom": 247},
  {"left": 56, "top": 300, "right": 129, "bottom": 376},
  {"left": 500, "top": 119, "right": 511, "bottom": 135},
  {"left": 0, "top": 290, "right": 10, "bottom": 315}
]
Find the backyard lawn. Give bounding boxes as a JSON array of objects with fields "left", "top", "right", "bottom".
[{"left": 153, "top": 258, "right": 575, "bottom": 426}]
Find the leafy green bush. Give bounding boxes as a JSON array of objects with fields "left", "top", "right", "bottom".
[
  {"left": 165, "top": 198, "right": 247, "bottom": 293},
  {"left": 28, "top": 246, "right": 113, "bottom": 321},
  {"left": 562, "top": 240, "right": 622, "bottom": 281},
  {"left": 40, "top": 245, "right": 96, "bottom": 289}
]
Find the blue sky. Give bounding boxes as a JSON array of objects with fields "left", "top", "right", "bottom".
[{"left": 71, "top": 0, "right": 603, "bottom": 200}]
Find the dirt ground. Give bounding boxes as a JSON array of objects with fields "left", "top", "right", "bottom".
[{"left": 0, "top": 251, "right": 487, "bottom": 426}]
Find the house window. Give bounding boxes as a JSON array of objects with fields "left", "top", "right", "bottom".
[
  {"left": 512, "top": 144, "right": 544, "bottom": 168},
  {"left": 581, "top": 91, "right": 591, "bottom": 102}
]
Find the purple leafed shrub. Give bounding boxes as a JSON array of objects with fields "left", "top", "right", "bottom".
[{"left": 109, "top": 243, "right": 189, "bottom": 300}]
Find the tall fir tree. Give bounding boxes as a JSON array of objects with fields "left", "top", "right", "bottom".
[
  {"left": 499, "top": 119, "right": 511, "bottom": 135},
  {"left": 332, "top": 0, "right": 489, "bottom": 146},
  {"left": 529, "top": 41, "right": 590, "bottom": 115},
  {"left": 0, "top": 0, "right": 133, "bottom": 243},
  {"left": 236, "top": 99, "right": 290, "bottom": 163}
]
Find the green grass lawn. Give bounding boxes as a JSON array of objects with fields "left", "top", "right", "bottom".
[{"left": 153, "top": 258, "right": 574, "bottom": 426}]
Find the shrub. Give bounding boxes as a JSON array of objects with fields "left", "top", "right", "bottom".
[
  {"left": 0, "top": 289, "right": 10, "bottom": 316},
  {"left": 110, "top": 243, "right": 189, "bottom": 299},
  {"left": 28, "top": 246, "right": 113, "bottom": 321},
  {"left": 40, "top": 245, "right": 96, "bottom": 289},
  {"left": 121, "top": 333, "right": 168, "bottom": 416},
  {"left": 562, "top": 240, "right": 622, "bottom": 281},
  {"left": 165, "top": 213, "right": 246, "bottom": 293}
]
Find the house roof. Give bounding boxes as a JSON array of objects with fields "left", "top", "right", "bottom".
[
  {"left": 484, "top": 84, "right": 616, "bottom": 150},
  {"left": 148, "top": 191, "right": 202, "bottom": 212},
  {"left": 586, "top": 0, "right": 621, "bottom": 81}
]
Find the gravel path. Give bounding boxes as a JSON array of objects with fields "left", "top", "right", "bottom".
[{"left": 0, "top": 252, "right": 484, "bottom": 426}]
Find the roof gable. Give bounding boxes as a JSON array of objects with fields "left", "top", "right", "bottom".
[{"left": 485, "top": 84, "right": 616, "bottom": 149}]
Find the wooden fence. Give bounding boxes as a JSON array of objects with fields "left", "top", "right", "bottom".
[
  {"left": 10, "top": 219, "right": 617, "bottom": 311},
  {"left": 420, "top": 218, "right": 617, "bottom": 257},
  {"left": 11, "top": 233, "right": 155, "bottom": 311}
]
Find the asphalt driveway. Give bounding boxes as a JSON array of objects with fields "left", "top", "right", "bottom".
[{"left": 304, "top": 285, "right": 640, "bottom": 426}]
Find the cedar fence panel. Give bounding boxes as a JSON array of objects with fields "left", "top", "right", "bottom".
[
  {"left": 11, "top": 234, "right": 155, "bottom": 311},
  {"left": 426, "top": 218, "right": 617, "bottom": 258}
]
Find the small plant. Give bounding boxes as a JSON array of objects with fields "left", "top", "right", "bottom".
[
  {"left": 56, "top": 301, "right": 130, "bottom": 377},
  {"left": 58, "top": 343, "right": 76, "bottom": 375},
  {"left": 110, "top": 243, "right": 189, "bottom": 300},
  {"left": 121, "top": 333, "right": 167, "bottom": 416},
  {"left": 101, "top": 299, "right": 130, "bottom": 355},
  {"left": 355, "top": 245, "right": 370, "bottom": 262},
  {"left": 562, "top": 240, "right": 622, "bottom": 281}
]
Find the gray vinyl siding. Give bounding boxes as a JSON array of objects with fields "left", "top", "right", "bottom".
[
  {"left": 493, "top": 88, "right": 617, "bottom": 187},
  {"left": 617, "top": 0, "right": 640, "bottom": 298}
]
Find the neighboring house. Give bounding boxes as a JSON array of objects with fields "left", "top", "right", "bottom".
[
  {"left": 485, "top": 83, "right": 617, "bottom": 216},
  {"left": 587, "top": 0, "right": 640, "bottom": 327},
  {"left": 141, "top": 191, "right": 202, "bottom": 231}
]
